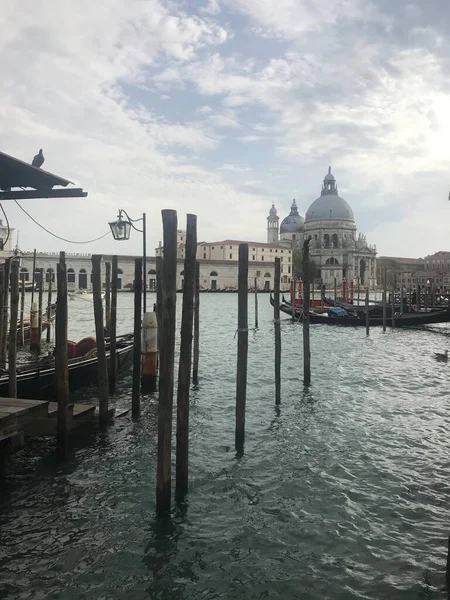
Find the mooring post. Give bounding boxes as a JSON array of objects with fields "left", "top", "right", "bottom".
[
  {"left": 357, "top": 277, "right": 360, "bottom": 306},
  {"left": 46, "top": 275, "right": 52, "bottom": 344},
  {"left": 176, "top": 214, "right": 197, "bottom": 502},
  {"left": 37, "top": 268, "right": 44, "bottom": 355},
  {"left": 320, "top": 279, "right": 324, "bottom": 308},
  {"left": 365, "top": 287, "right": 370, "bottom": 336},
  {"left": 8, "top": 260, "right": 19, "bottom": 398},
  {"left": 142, "top": 259, "right": 158, "bottom": 394},
  {"left": 19, "top": 274, "right": 25, "bottom": 347},
  {"left": 274, "top": 257, "right": 281, "bottom": 405},
  {"left": 156, "top": 209, "right": 177, "bottom": 515},
  {"left": 391, "top": 286, "right": 396, "bottom": 328},
  {"left": 416, "top": 283, "right": 421, "bottom": 311},
  {"left": 424, "top": 286, "right": 428, "bottom": 313},
  {"left": 109, "top": 255, "right": 118, "bottom": 392},
  {"left": 0, "top": 266, "right": 5, "bottom": 362},
  {"left": 30, "top": 249, "right": 36, "bottom": 312},
  {"left": 30, "top": 302, "right": 39, "bottom": 354},
  {"left": 155, "top": 255, "right": 163, "bottom": 353},
  {"left": 382, "top": 287, "right": 387, "bottom": 332},
  {"left": 291, "top": 278, "right": 296, "bottom": 322},
  {"left": 254, "top": 277, "right": 258, "bottom": 329},
  {"left": 400, "top": 284, "right": 404, "bottom": 315},
  {"left": 105, "top": 261, "right": 111, "bottom": 338},
  {"left": 334, "top": 276, "right": 337, "bottom": 303},
  {"left": 408, "top": 285, "right": 412, "bottom": 312},
  {"left": 303, "top": 238, "right": 311, "bottom": 386},
  {"left": 192, "top": 261, "right": 200, "bottom": 386},
  {"left": 92, "top": 255, "right": 108, "bottom": 425},
  {"left": 235, "top": 243, "right": 249, "bottom": 454},
  {"left": 132, "top": 257, "right": 143, "bottom": 417},
  {"left": 2, "top": 258, "right": 11, "bottom": 365},
  {"left": 56, "top": 252, "right": 69, "bottom": 459}
]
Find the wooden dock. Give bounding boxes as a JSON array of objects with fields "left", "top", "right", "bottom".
[{"left": 0, "top": 398, "right": 119, "bottom": 457}]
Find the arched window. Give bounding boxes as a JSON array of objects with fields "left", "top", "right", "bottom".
[
  {"left": 332, "top": 234, "right": 338, "bottom": 248},
  {"left": 67, "top": 268, "right": 75, "bottom": 283},
  {"left": 264, "top": 272, "right": 271, "bottom": 278},
  {"left": 20, "top": 267, "right": 29, "bottom": 282},
  {"left": 323, "top": 234, "right": 330, "bottom": 248},
  {"left": 325, "top": 258, "right": 339, "bottom": 265},
  {"left": 117, "top": 269, "right": 123, "bottom": 275},
  {"left": 79, "top": 269, "right": 88, "bottom": 290},
  {"left": 148, "top": 269, "right": 156, "bottom": 275},
  {"left": 210, "top": 271, "right": 218, "bottom": 277},
  {"left": 180, "top": 270, "right": 185, "bottom": 276},
  {"left": 46, "top": 268, "right": 55, "bottom": 283}
]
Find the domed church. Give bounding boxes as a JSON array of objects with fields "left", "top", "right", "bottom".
[{"left": 266, "top": 167, "right": 377, "bottom": 288}]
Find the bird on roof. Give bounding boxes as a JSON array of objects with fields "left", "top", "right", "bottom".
[{"left": 32, "top": 149, "right": 44, "bottom": 168}]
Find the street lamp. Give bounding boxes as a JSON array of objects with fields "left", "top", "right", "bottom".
[{"left": 109, "top": 209, "right": 147, "bottom": 313}]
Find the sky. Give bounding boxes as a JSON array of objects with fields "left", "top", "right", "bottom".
[{"left": 1, "top": 0, "right": 450, "bottom": 259}]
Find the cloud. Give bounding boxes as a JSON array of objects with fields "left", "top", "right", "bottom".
[{"left": 2, "top": 0, "right": 450, "bottom": 258}]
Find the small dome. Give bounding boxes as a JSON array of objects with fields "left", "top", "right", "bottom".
[
  {"left": 268, "top": 203, "right": 278, "bottom": 218},
  {"left": 280, "top": 199, "right": 305, "bottom": 234},
  {"left": 324, "top": 165, "right": 335, "bottom": 182}
]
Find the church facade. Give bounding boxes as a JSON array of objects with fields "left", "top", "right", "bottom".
[{"left": 267, "top": 167, "right": 377, "bottom": 288}]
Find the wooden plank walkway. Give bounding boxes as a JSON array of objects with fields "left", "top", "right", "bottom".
[{"left": 0, "top": 398, "right": 121, "bottom": 458}]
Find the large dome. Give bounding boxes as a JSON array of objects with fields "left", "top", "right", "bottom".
[
  {"left": 280, "top": 199, "right": 304, "bottom": 234},
  {"left": 305, "top": 167, "right": 354, "bottom": 223}
]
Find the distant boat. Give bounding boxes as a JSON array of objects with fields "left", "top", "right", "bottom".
[
  {"left": 270, "top": 294, "right": 450, "bottom": 327},
  {"left": 68, "top": 289, "right": 105, "bottom": 302}
]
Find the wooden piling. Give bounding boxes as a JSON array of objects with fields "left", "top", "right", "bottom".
[
  {"left": 382, "top": 287, "right": 387, "bottom": 332},
  {"left": 132, "top": 258, "right": 143, "bottom": 417},
  {"left": 365, "top": 287, "right": 370, "bottom": 336},
  {"left": 1, "top": 258, "right": 11, "bottom": 365},
  {"left": 408, "top": 285, "right": 412, "bottom": 312},
  {"left": 416, "top": 283, "right": 421, "bottom": 311},
  {"left": 176, "top": 213, "right": 197, "bottom": 502},
  {"left": 8, "top": 260, "right": 19, "bottom": 398},
  {"left": 155, "top": 256, "right": 163, "bottom": 354},
  {"left": 357, "top": 277, "right": 360, "bottom": 306},
  {"left": 192, "top": 261, "right": 200, "bottom": 386},
  {"left": 109, "top": 256, "right": 118, "bottom": 392},
  {"left": 254, "top": 277, "right": 259, "bottom": 329},
  {"left": 46, "top": 275, "right": 52, "bottom": 344},
  {"left": 56, "top": 252, "right": 69, "bottom": 458},
  {"left": 274, "top": 257, "right": 281, "bottom": 405},
  {"left": 37, "top": 268, "right": 44, "bottom": 355},
  {"left": 320, "top": 279, "right": 324, "bottom": 309},
  {"left": 292, "top": 278, "right": 296, "bottom": 322},
  {"left": 424, "top": 287, "right": 428, "bottom": 313},
  {"left": 156, "top": 209, "right": 178, "bottom": 515},
  {"left": 105, "top": 261, "right": 111, "bottom": 337},
  {"left": 334, "top": 277, "right": 337, "bottom": 303},
  {"left": 235, "top": 243, "right": 249, "bottom": 453},
  {"left": 303, "top": 238, "right": 311, "bottom": 386},
  {"left": 446, "top": 535, "right": 450, "bottom": 588},
  {"left": 19, "top": 274, "right": 25, "bottom": 347},
  {"left": 30, "top": 248, "right": 36, "bottom": 307},
  {"left": 391, "top": 286, "right": 396, "bottom": 328},
  {"left": 0, "top": 266, "right": 5, "bottom": 362},
  {"left": 92, "top": 255, "right": 108, "bottom": 425}
]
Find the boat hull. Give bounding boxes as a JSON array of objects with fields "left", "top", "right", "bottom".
[{"left": 0, "top": 343, "right": 133, "bottom": 400}]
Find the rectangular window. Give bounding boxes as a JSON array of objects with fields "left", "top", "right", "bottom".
[
  {"left": 229, "top": 254, "right": 232, "bottom": 259},
  {"left": 220, "top": 246, "right": 223, "bottom": 249},
  {"left": 270, "top": 249, "right": 272, "bottom": 252},
  {"left": 203, "top": 253, "right": 206, "bottom": 259},
  {"left": 229, "top": 246, "right": 232, "bottom": 249},
  {"left": 252, "top": 255, "right": 255, "bottom": 260},
  {"left": 262, "top": 248, "right": 264, "bottom": 252},
  {"left": 256, "top": 271, "right": 261, "bottom": 277},
  {"left": 262, "top": 256, "right": 264, "bottom": 261},
  {"left": 253, "top": 248, "right": 255, "bottom": 251},
  {"left": 212, "top": 246, "right": 214, "bottom": 250},
  {"left": 275, "top": 249, "right": 278, "bottom": 253},
  {"left": 281, "top": 250, "right": 283, "bottom": 253},
  {"left": 288, "top": 266, "right": 291, "bottom": 273}
]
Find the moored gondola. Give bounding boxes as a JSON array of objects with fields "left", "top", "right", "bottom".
[
  {"left": 0, "top": 333, "right": 133, "bottom": 400},
  {"left": 270, "top": 294, "right": 450, "bottom": 327}
]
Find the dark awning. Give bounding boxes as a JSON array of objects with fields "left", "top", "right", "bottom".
[{"left": 0, "top": 151, "right": 73, "bottom": 191}]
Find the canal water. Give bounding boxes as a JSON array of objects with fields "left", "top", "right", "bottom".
[{"left": 1, "top": 293, "right": 450, "bottom": 599}]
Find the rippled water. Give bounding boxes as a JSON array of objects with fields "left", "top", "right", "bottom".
[{"left": 1, "top": 293, "right": 450, "bottom": 599}]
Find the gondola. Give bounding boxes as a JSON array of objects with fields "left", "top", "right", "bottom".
[
  {"left": 270, "top": 295, "right": 450, "bottom": 327},
  {"left": 0, "top": 333, "right": 134, "bottom": 400}
]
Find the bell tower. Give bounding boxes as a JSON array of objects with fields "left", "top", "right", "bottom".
[{"left": 267, "top": 203, "right": 279, "bottom": 243}]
